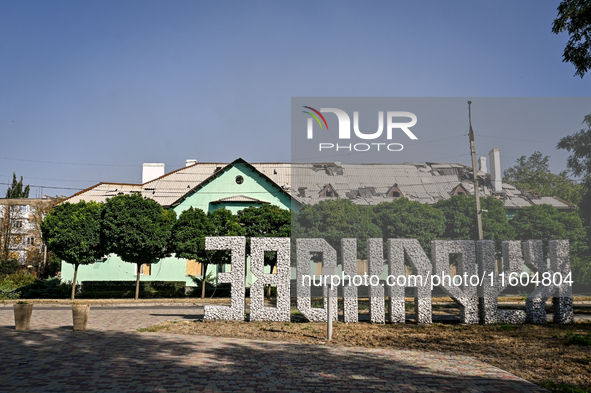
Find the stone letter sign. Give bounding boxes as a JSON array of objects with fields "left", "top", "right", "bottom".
[{"left": 203, "top": 237, "right": 574, "bottom": 324}]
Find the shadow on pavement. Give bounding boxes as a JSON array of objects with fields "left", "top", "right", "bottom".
[{"left": 0, "top": 326, "right": 547, "bottom": 392}]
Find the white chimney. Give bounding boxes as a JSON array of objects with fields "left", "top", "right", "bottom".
[
  {"left": 142, "top": 163, "right": 165, "bottom": 183},
  {"left": 185, "top": 159, "right": 197, "bottom": 167},
  {"left": 478, "top": 156, "right": 487, "bottom": 173},
  {"left": 488, "top": 148, "right": 502, "bottom": 193}
]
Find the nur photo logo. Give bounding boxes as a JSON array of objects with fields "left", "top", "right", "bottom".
[{"left": 303, "top": 106, "right": 418, "bottom": 152}]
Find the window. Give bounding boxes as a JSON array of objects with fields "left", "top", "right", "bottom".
[
  {"left": 134, "top": 264, "right": 151, "bottom": 276},
  {"left": 21, "top": 205, "right": 27, "bottom": 213},
  {"left": 319, "top": 184, "right": 338, "bottom": 197},
  {"left": 12, "top": 221, "right": 22, "bottom": 228},
  {"left": 452, "top": 184, "right": 470, "bottom": 196},
  {"left": 235, "top": 175, "right": 244, "bottom": 184},
  {"left": 186, "top": 259, "right": 202, "bottom": 276},
  {"left": 27, "top": 237, "right": 34, "bottom": 246},
  {"left": 386, "top": 184, "right": 403, "bottom": 198}
]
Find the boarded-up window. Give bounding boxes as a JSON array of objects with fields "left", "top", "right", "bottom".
[
  {"left": 357, "top": 259, "right": 367, "bottom": 275},
  {"left": 135, "top": 264, "right": 151, "bottom": 275},
  {"left": 186, "top": 259, "right": 203, "bottom": 276}
]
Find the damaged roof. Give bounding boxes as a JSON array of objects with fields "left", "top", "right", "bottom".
[{"left": 63, "top": 160, "right": 576, "bottom": 211}]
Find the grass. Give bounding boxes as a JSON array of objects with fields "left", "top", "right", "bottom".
[
  {"left": 543, "top": 380, "right": 590, "bottom": 393},
  {"left": 563, "top": 331, "right": 591, "bottom": 347},
  {"left": 498, "top": 324, "right": 518, "bottom": 331}
]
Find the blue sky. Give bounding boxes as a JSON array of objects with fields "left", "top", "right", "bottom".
[{"left": 0, "top": 1, "right": 589, "bottom": 196}]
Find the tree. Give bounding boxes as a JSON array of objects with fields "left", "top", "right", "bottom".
[
  {"left": 552, "top": 0, "right": 591, "bottom": 78},
  {"left": 102, "top": 194, "right": 176, "bottom": 300},
  {"left": 295, "top": 199, "right": 382, "bottom": 261},
  {"left": 27, "top": 198, "right": 62, "bottom": 275},
  {"left": 170, "top": 207, "right": 215, "bottom": 299},
  {"left": 558, "top": 114, "right": 591, "bottom": 177},
  {"left": 509, "top": 204, "right": 587, "bottom": 257},
  {"left": 434, "top": 195, "right": 515, "bottom": 241},
  {"left": 237, "top": 204, "right": 291, "bottom": 297},
  {"left": 6, "top": 173, "right": 30, "bottom": 198},
  {"left": 557, "top": 114, "right": 591, "bottom": 230},
  {"left": 373, "top": 198, "right": 445, "bottom": 254},
  {"left": 205, "top": 208, "right": 244, "bottom": 274},
  {"left": 40, "top": 201, "right": 104, "bottom": 300},
  {"left": 503, "top": 151, "right": 583, "bottom": 205}
]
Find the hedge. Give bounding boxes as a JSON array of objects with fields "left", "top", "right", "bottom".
[{"left": 79, "top": 281, "right": 186, "bottom": 298}]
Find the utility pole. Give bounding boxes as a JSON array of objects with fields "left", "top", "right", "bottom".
[{"left": 468, "top": 101, "right": 484, "bottom": 240}]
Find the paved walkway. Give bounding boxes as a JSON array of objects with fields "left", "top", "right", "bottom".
[{"left": 0, "top": 306, "right": 547, "bottom": 392}]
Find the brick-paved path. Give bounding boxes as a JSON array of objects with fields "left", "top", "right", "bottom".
[{"left": 0, "top": 306, "right": 547, "bottom": 392}]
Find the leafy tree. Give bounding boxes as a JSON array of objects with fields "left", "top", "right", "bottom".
[
  {"left": 27, "top": 198, "right": 61, "bottom": 274},
  {"left": 5, "top": 173, "right": 30, "bottom": 198},
  {"left": 557, "top": 115, "right": 591, "bottom": 177},
  {"left": 571, "top": 255, "right": 591, "bottom": 292},
  {"left": 237, "top": 204, "right": 290, "bottom": 297},
  {"left": 503, "top": 151, "right": 583, "bottom": 205},
  {"left": 170, "top": 207, "right": 215, "bottom": 299},
  {"left": 296, "top": 199, "right": 382, "bottom": 260},
  {"left": 208, "top": 208, "right": 244, "bottom": 245},
  {"left": 434, "top": 195, "right": 515, "bottom": 241},
  {"left": 40, "top": 201, "right": 104, "bottom": 300},
  {"left": 509, "top": 204, "right": 587, "bottom": 257},
  {"left": 552, "top": 0, "right": 591, "bottom": 78},
  {"left": 102, "top": 194, "right": 176, "bottom": 300},
  {"left": 557, "top": 114, "right": 591, "bottom": 232},
  {"left": 373, "top": 198, "right": 444, "bottom": 254}
]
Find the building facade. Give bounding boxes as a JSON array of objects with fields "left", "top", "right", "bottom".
[{"left": 0, "top": 197, "right": 54, "bottom": 267}]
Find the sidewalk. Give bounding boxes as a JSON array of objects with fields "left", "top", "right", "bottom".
[{"left": 0, "top": 306, "right": 548, "bottom": 392}]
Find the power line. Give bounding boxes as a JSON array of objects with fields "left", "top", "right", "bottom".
[
  {"left": 0, "top": 156, "right": 138, "bottom": 167},
  {"left": 474, "top": 134, "right": 558, "bottom": 144},
  {"left": 0, "top": 182, "right": 84, "bottom": 191},
  {"left": 0, "top": 175, "right": 110, "bottom": 183}
]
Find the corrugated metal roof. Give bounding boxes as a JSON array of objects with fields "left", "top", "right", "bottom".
[{"left": 62, "top": 160, "right": 576, "bottom": 212}]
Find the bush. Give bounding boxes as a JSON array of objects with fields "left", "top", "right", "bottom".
[
  {"left": 0, "top": 271, "right": 37, "bottom": 290},
  {"left": 188, "top": 275, "right": 232, "bottom": 298},
  {"left": 571, "top": 256, "right": 591, "bottom": 295},
  {"left": 0, "top": 259, "right": 20, "bottom": 275},
  {"left": 0, "top": 289, "right": 20, "bottom": 300},
  {"left": 18, "top": 278, "right": 72, "bottom": 299},
  {"left": 79, "top": 281, "right": 186, "bottom": 298},
  {"left": 38, "top": 254, "right": 61, "bottom": 279}
]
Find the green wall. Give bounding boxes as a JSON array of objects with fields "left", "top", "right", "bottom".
[{"left": 174, "top": 162, "right": 292, "bottom": 214}]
